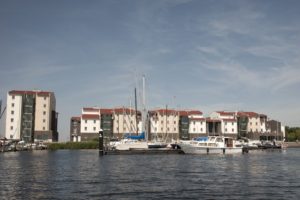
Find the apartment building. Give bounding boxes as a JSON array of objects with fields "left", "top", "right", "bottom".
[
  {"left": 5, "top": 90, "right": 58, "bottom": 142},
  {"left": 266, "top": 120, "right": 284, "bottom": 140},
  {"left": 70, "top": 116, "right": 81, "bottom": 142},
  {"left": 209, "top": 111, "right": 238, "bottom": 138},
  {"left": 149, "top": 109, "right": 179, "bottom": 141},
  {"left": 71, "top": 107, "right": 142, "bottom": 141}
]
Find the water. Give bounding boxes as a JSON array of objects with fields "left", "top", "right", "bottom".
[{"left": 0, "top": 149, "right": 299, "bottom": 200}]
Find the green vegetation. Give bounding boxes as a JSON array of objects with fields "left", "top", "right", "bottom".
[
  {"left": 48, "top": 141, "right": 98, "bottom": 150},
  {"left": 286, "top": 127, "right": 300, "bottom": 141}
]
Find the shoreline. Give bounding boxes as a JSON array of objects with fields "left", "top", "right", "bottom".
[{"left": 285, "top": 142, "right": 300, "bottom": 148}]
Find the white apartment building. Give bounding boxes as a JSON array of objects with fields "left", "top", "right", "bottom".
[
  {"left": 76, "top": 107, "right": 142, "bottom": 141},
  {"left": 210, "top": 111, "right": 238, "bottom": 136},
  {"left": 188, "top": 111, "right": 206, "bottom": 135},
  {"left": 149, "top": 109, "right": 179, "bottom": 140},
  {"left": 5, "top": 90, "right": 58, "bottom": 142},
  {"left": 112, "top": 107, "right": 141, "bottom": 137}
]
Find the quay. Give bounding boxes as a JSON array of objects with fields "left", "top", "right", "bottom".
[{"left": 105, "top": 148, "right": 183, "bottom": 155}]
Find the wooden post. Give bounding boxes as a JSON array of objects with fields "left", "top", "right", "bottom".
[{"left": 99, "top": 130, "right": 104, "bottom": 156}]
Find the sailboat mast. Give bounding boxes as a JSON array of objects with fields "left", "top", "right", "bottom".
[
  {"left": 142, "top": 75, "right": 147, "bottom": 140},
  {"left": 135, "top": 88, "right": 138, "bottom": 136}
]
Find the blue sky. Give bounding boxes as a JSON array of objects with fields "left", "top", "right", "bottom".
[{"left": 1, "top": 0, "right": 300, "bottom": 141}]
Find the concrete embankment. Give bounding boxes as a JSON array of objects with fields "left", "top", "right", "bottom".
[{"left": 286, "top": 142, "right": 300, "bottom": 148}]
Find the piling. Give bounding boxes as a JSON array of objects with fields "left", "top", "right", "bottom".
[{"left": 99, "top": 130, "right": 104, "bottom": 156}]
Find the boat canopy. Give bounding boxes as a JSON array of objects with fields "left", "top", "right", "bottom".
[
  {"left": 124, "top": 132, "right": 145, "bottom": 140},
  {"left": 194, "top": 137, "right": 208, "bottom": 141}
]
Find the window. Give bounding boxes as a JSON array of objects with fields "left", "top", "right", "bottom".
[
  {"left": 193, "top": 121, "right": 195, "bottom": 125},
  {"left": 232, "top": 128, "right": 234, "bottom": 132},
  {"left": 167, "top": 121, "right": 169, "bottom": 124},
  {"left": 155, "top": 127, "right": 157, "bottom": 131},
  {"left": 232, "top": 122, "right": 234, "bottom": 125},
  {"left": 11, "top": 118, "right": 14, "bottom": 122},
  {"left": 225, "top": 122, "right": 227, "bottom": 125},
  {"left": 174, "top": 121, "right": 176, "bottom": 124},
  {"left": 201, "top": 128, "right": 203, "bottom": 132},
  {"left": 174, "top": 128, "right": 176, "bottom": 131},
  {"left": 201, "top": 122, "right": 203, "bottom": 125},
  {"left": 44, "top": 97, "right": 47, "bottom": 100},
  {"left": 250, "top": 122, "right": 252, "bottom": 125},
  {"left": 256, "top": 122, "right": 258, "bottom": 125},
  {"left": 44, "top": 104, "right": 46, "bottom": 108},
  {"left": 43, "top": 127, "right": 45, "bottom": 130},
  {"left": 193, "top": 128, "right": 196, "bottom": 132},
  {"left": 225, "top": 128, "right": 227, "bottom": 132},
  {"left": 161, "top": 120, "right": 163, "bottom": 124},
  {"left": 11, "top": 110, "right": 14, "bottom": 115},
  {"left": 12, "top": 95, "right": 15, "bottom": 99},
  {"left": 93, "top": 127, "right": 96, "bottom": 131},
  {"left": 43, "top": 119, "right": 46, "bottom": 123},
  {"left": 85, "top": 120, "right": 87, "bottom": 123},
  {"left": 161, "top": 127, "right": 163, "bottom": 131},
  {"left": 256, "top": 129, "right": 258, "bottom": 132},
  {"left": 11, "top": 103, "right": 14, "bottom": 107},
  {"left": 94, "top": 120, "right": 96, "bottom": 124},
  {"left": 10, "top": 126, "right": 13, "bottom": 130},
  {"left": 84, "top": 127, "right": 87, "bottom": 131},
  {"left": 167, "top": 128, "right": 170, "bottom": 131},
  {"left": 43, "top": 111, "right": 46, "bottom": 115}
]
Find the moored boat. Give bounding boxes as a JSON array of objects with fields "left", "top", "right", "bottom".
[{"left": 178, "top": 136, "right": 243, "bottom": 154}]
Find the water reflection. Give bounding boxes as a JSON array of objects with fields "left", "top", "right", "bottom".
[{"left": 0, "top": 149, "right": 299, "bottom": 199}]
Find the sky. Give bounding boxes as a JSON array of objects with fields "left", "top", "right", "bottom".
[{"left": 1, "top": 0, "right": 300, "bottom": 141}]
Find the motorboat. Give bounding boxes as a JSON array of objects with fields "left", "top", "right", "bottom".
[{"left": 178, "top": 136, "right": 243, "bottom": 154}]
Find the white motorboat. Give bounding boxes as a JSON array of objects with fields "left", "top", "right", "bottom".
[{"left": 179, "top": 136, "right": 243, "bottom": 154}]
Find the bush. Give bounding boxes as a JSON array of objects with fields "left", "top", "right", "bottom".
[{"left": 48, "top": 141, "right": 98, "bottom": 150}]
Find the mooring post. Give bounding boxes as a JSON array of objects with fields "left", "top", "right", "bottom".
[{"left": 99, "top": 129, "right": 104, "bottom": 156}]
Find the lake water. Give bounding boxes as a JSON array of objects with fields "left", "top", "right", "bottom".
[{"left": 0, "top": 149, "right": 299, "bottom": 200}]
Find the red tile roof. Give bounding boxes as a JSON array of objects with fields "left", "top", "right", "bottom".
[
  {"left": 178, "top": 110, "right": 203, "bottom": 116},
  {"left": 217, "top": 111, "right": 235, "bottom": 116},
  {"left": 81, "top": 114, "right": 100, "bottom": 119},
  {"left": 237, "top": 111, "right": 259, "bottom": 118},
  {"left": 206, "top": 118, "right": 221, "bottom": 122},
  {"left": 223, "top": 119, "right": 237, "bottom": 122},
  {"left": 9, "top": 90, "right": 52, "bottom": 96},
  {"left": 83, "top": 107, "right": 100, "bottom": 112}
]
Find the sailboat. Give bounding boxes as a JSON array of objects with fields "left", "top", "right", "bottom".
[{"left": 113, "top": 76, "right": 148, "bottom": 150}]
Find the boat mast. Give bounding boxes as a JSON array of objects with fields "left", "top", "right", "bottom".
[
  {"left": 142, "top": 75, "right": 147, "bottom": 141},
  {"left": 134, "top": 88, "right": 138, "bottom": 136}
]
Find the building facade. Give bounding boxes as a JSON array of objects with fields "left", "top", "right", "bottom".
[
  {"left": 5, "top": 90, "right": 58, "bottom": 142},
  {"left": 70, "top": 107, "right": 285, "bottom": 141}
]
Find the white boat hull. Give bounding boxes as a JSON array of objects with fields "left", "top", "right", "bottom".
[
  {"left": 180, "top": 143, "right": 243, "bottom": 154},
  {"left": 115, "top": 141, "right": 148, "bottom": 150}
]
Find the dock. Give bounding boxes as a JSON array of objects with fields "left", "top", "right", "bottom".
[{"left": 105, "top": 148, "right": 183, "bottom": 155}]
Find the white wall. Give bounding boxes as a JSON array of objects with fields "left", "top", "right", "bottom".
[
  {"left": 189, "top": 120, "right": 206, "bottom": 134},
  {"left": 222, "top": 120, "right": 237, "bottom": 134},
  {"left": 80, "top": 118, "right": 101, "bottom": 133},
  {"left": 5, "top": 94, "right": 22, "bottom": 140}
]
